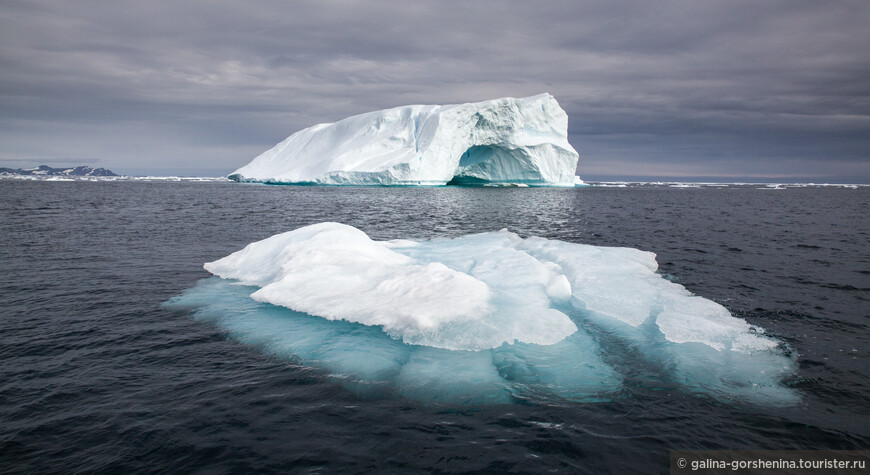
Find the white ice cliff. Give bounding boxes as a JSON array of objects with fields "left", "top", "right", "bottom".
[{"left": 228, "top": 94, "right": 580, "bottom": 186}]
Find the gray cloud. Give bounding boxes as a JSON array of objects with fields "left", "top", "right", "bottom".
[{"left": 1, "top": 0, "right": 868, "bottom": 181}]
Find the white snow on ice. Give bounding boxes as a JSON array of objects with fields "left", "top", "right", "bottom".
[{"left": 204, "top": 223, "right": 578, "bottom": 350}]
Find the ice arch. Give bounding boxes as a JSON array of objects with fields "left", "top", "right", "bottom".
[
  {"left": 447, "top": 144, "right": 575, "bottom": 185},
  {"left": 228, "top": 94, "right": 580, "bottom": 186}
]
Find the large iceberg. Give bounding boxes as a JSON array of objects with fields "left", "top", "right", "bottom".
[
  {"left": 228, "top": 94, "right": 580, "bottom": 186},
  {"left": 168, "top": 223, "right": 798, "bottom": 405}
]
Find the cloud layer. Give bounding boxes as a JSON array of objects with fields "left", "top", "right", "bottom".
[{"left": 1, "top": 0, "right": 868, "bottom": 180}]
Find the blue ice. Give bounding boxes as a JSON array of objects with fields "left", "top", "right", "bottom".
[{"left": 166, "top": 223, "right": 798, "bottom": 405}]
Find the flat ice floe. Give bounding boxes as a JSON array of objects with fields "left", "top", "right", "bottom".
[{"left": 169, "top": 223, "right": 798, "bottom": 404}]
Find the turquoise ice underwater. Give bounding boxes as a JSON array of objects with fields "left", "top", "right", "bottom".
[{"left": 167, "top": 223, "right": 798, "bottom": 405}]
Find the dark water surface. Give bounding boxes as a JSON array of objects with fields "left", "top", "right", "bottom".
[{"left": 1, "top": 181, "right": 867, "bottom": 473}]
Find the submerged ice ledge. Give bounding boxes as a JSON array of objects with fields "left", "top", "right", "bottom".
[
  {"left": 171, "top": 223, "right": 798, "bottom": 404},
  {"left": 228, "top": 94, "right": 581, "bottom": 186}
]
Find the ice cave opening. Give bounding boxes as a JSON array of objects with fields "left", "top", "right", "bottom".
[{"left": 447, "top": 145, "right": 536, "bottom": 186}]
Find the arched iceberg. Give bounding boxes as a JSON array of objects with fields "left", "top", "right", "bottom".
[{"left": 228, "top": 94, "right": 580, "bottom": 186}]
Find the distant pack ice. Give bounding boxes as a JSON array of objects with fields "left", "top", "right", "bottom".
[{"left": 229, "top": 94, "right": 581, "bottom": 186}]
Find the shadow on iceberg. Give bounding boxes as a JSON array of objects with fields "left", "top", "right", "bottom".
[{"left": 166, "top": 223, "right": 799, "bottom": 406}]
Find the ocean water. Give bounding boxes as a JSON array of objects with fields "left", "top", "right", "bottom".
[{"left": 1, "top": 180, "right": 867, "bottom": 473}]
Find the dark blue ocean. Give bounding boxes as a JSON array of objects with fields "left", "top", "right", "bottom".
[{"left": 1, "top": 180, "right": 867, "bottom": 473}]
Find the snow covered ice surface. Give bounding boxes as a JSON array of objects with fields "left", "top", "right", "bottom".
[
  {"left": 228, "top": 94, "right": 580, "bottom": 186},
  {"left": 168, "top": 223, "right": 798, "bottom": 405}
]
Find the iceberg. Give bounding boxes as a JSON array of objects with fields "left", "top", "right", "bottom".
[
  {"left": 202, "top": 223, "right": 578, "bottom": 350},
  {"left": 228, "top": 94, "right": 580, "bottom": 186},
  {"left": 168, "top": 223, "right": 798, "bottom": 405}
]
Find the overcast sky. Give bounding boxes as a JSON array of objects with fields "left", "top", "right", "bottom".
[{"left": 1, "top": 0, "right": 868, "bottom": 181}]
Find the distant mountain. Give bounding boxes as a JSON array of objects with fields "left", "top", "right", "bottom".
[{"left": 0, "top": 165, "right": 118, "bottom": 177}]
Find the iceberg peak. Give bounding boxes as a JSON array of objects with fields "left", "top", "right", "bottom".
[{"left": 229, "top": 94, "right": 580, "bottom": 186}]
